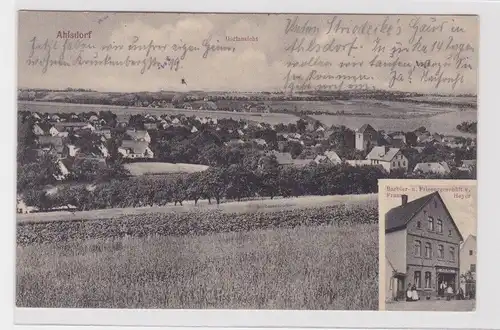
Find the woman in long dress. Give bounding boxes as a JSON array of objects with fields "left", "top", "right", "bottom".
[
  {"left": 411, "top": 284, "right": 419, "bottom": 301},
  {"left": 406, "top": 283, "right": 413, "bottom": 301}
]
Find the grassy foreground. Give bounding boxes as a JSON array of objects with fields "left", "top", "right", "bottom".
[{"left": 16, "top": 223, "right": 378, "bottom": 310}]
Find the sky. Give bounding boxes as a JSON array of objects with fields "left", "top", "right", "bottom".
[
  {"left": 18, "top": 12, "right": 478, "bottom": 93},
  {"left": 380, "top": 179, "right": 477, "bottom": 240}
]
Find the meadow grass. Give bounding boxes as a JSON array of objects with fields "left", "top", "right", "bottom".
[
  {"left": 124, "top": 162, "right": 209, "bottom": 176},
  {"left": 16, "top": 223, "right": 378, "bottom": 310}
]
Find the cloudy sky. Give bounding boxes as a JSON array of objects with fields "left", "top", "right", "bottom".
[
  {"left": 18, "top": 12, "right": 478, "bottom": 93},
  {"left": 380, "top": 179, "right": 477, "bottom": 239}
]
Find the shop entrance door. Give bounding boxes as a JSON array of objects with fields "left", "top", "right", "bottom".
[{"left": 438, "top": 273, "right": 456, "bottom": 295}]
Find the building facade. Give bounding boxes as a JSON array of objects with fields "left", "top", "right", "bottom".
[
  {"left": 355, "top": 124, "right": 378, "bottom": 151},
  {"left": 459, "top": 234, "right": 476, "bottom": 297},
  {"left": 366, "top": 146, "right": 408, "bottom": 173},
  {"left": 385, "top": 192, "right": 463, "bottom": 301}
]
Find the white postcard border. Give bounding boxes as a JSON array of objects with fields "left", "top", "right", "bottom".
[{"left": 3, "top": 0, "right": 499, "bottom": 329}]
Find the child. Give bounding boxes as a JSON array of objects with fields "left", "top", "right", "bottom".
[{"left": 446, "top": 285, "right": 454, "bottom": 301}]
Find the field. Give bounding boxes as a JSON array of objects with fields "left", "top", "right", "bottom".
[
  {"left": 18, "top": 101, "right": 300, "bottom": 125},
  {"left": 263, "top": 99, "right": 456, "bottom": 117},
  {"left": 17, "top": 194, "right": 376, "bottom": 224},
  {"left": 16, "top": 194, "right": 378, "bottom": 310},
  {"left": 312, "top": 110, "right": 477, "bottom": 137},
  {"left": 124, "top": 162, "right": 209, "bottom": 176},
  {"left": 19, "top": 99, "right": 476, "bottom": 136}
]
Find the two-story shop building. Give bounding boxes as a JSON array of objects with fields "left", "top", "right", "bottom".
[{"left": 385, "top": 192, "right": 464, "bottom": 301}]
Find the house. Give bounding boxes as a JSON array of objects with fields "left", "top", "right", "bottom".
[
  {"left": 355, "top": 124, "right": 378, "bottom": 151},
  {"left": 144, "top": 122, "right": 158, "bottom": 130},
  {"left": 125, "top": 129, "right": 151, "bottom": 143},
  {"left": 365, "top": 146, "right": 408, "bottom": 173},
  {"left": 417, "top": 132, "right": 432, "bottom": 143},
  {"left": 95, "top": 129, "right": 112, "bottom": 140},
  {"left": 315, "top": 150, "right": 342, "bottom": 165},
  {"left": 345, "top": 159, "right": 374, "bottom": 167},
  {"left": 225, "top": 139, "right": 245, "bottom": 147},
  {"left": 459, "top": 235, "right": 477, "bottom": 298},
  {"left": 16, "top": 196, "right": 34, "bottom": 214},
  {"left": 49, "top": 126, "right": 59, "bottom": 136},
  {"left": 88, "top": 115, "right": 99, "bottom": 123},
  {"left": 413, "top": 146, "right": 425, "bottom": 153},
  {"left": 413, "top": 162, "right": 451, "bottom": 175},
  {"left": 460, "top": 160, "right": 476, "bottom": 171},
  {"left": 385, "top": 192, "right": 463, "bottom": 302},
  {"left": 291, "top": 159, "right": 314, "bottom": 168},
  {"left": 268, "top": 151, "right": 294, "bottom": 167},
  {"left": 63, "top": 144, "right": 80, "bottom": 157},
  {"left": 54, "top": 159, "right": 71, "bottom": 180},
  {"left": 118, "top": 141, "right": 154, "bottom": 159},
  {"left": 252, "top": 139, "right": 267, "bottom": 146},
  {"left": 53, "top": 122, "right": 94, "bottom": 133},
  {"left": 191, "top": 126, "right": 199, "bottom": 133},
  {"left": 37, "top": 136, "right": 64, "bottom": 156},
  {"left": 32, "top": 123, "right": 46, "bottom": 136}
]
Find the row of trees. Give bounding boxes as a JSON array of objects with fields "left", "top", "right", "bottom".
[
  {"left": 456, "top": 121, "right": 477, "bottom": 134},
  {"left": 23, "top": 160, "right": 474, "bottom": 212}
]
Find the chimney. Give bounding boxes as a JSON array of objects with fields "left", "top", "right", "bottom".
[{"left": 401, "top": 194, "right": 408, "bottom": 206}]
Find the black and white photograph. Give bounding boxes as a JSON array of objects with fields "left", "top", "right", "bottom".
[
  {"left": 380, "top": 179, "right": 476, "bottom": 311},
  {"left": 16, "top": 12, "right": 476, "bottom": 311}
]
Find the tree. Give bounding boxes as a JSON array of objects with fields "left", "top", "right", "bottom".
[
  {"left": 225, "top": 164, "right": 259, "bottom": 201},
  {"left": 17, "top": 154, "right": 62, "bottom": 192},
  {"left": 286, "top": 141, "right": 304, "bottom": 158},
  {"left": 200, "top": 167, "right": 228, "bottom": 204},
  {"left": 171, "top": 176, "right": 188, "bottom": 206},
  {"left": 296, "top": 119, "right": 307, "bottom": 132},
  {"left": 185, "top": 172, "right": 204, "bottom": 205}
]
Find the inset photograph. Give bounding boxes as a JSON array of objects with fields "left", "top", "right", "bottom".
[{"left": 379, "top": 179, "right": 476, "bottom": 311}]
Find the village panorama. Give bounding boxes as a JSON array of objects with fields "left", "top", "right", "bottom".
[{"left": 16, "top": 88, "right": 477, "bottom": 310}]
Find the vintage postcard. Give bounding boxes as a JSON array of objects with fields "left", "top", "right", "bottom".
[
  {"left": 16, "top": 12, "right": 476, "bottom": 313},
  {"left": 379, "top": 179, "right": 477, "bottom": 311}
]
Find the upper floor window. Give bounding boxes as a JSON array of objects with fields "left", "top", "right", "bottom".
[
  {"left": 425, "top": 242, "right": 432, "bottom": 258},
  {"left": 470, "top": 264, "right": 476, "bottom": 272},
  {"left": 414, "top": 240, "right": 422, "bottom": 257},
  {"left": 392, "top": 161, "right": 396, "bottom": 167},
  {"left": 438, "top": 244, "right": 444, "bottom": 258},
  {"left": 449, "top": 229, "right": 452, "bottom": 236},
  {"left": 469, "top": 250, "right": 473, "bottom": 256},
  {"left": 428, "top": 216, "right": 434, "bottom": 231},
  {"left": 417, "top": 221, "right": 421, "bottom": 229},
  {"left": 434, "top": 200, "right": 438, "bottom": 208},
  {"left": 450, "top": 247, "right": 455, "bottom": 261},
  {"left": 437, "top": 219, "right": 443, "bottom": 233}
]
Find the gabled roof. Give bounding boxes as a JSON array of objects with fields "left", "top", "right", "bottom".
[
  {"left": 269, "top": 151, "right": 294, "bottom": 165},
  {"left": 366, "top": 146, "right": 400, "bottom": 162},
  {"left": 38, "top": 135, "right": 63, "bottom": 146},
  {"left": 385, "top": 191, "right": 464, "bottom": 241},
  {"left": 324, "top": 150, "right": 342, "bottom": 163},
  {"left": 357, "top": 124, "right": 376, "bottom": 133},
  {"left": 461, "top": 234, "right": 477, "bottom": 250},
  {"left": 126, "top": 130, "right": 149, "bottom": 140}
]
